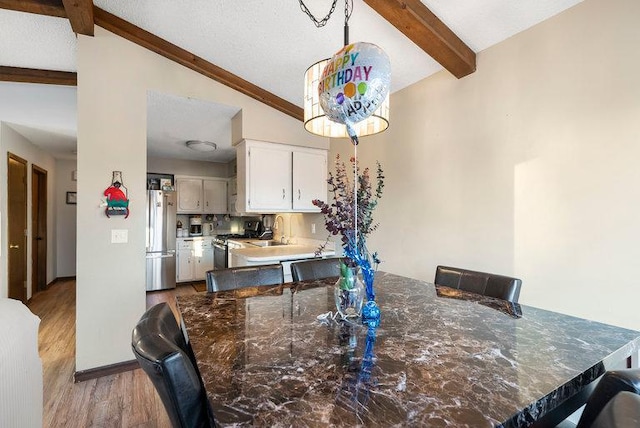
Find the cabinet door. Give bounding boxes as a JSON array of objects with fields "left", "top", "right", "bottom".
[
  {"left": 248, "top": 145, "right": 292, "bottom": 211},
  {"left": 177, "top": 248, "right": 194, "bottom": 281},
  {"left": 203, "top": 179, "right": 227, "bottom": 213},
  {"left": 292, "top": 150, "right": 327, "bottom": 211},
  {"left": 176, "top": 179, "right": 202, "bottom": 213},
  {"left": 195, "top": 247, "right": 214, "bottom": 279}
]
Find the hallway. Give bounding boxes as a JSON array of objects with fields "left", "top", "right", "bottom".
[{"left": 28, "top": 279, "right": 197, "bottom": 427}]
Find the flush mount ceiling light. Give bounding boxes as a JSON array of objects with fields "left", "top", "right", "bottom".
[
  {"left": 186, "top": 140, "right": 217, "bottom": 152},
  {"left": 300, "top": 0, "right": 390, "bottom": 140}
]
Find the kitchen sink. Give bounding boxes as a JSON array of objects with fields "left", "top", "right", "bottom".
[{"left": 250, "top": 240, "right": 287, "bottom": 247}]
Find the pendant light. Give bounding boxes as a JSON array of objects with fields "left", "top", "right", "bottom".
[{"left": 301, "top": 0, "right": 390, "bottom": 139}]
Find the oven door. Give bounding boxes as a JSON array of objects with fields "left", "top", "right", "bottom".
[{"left": 213, "top": 243, "right": 227, "bottom": 269}]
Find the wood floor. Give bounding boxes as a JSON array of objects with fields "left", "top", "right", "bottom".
[{"left": 27, "top": 279, "right": 199, "bottom": 427}]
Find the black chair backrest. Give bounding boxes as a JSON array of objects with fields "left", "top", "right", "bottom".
[
  {"left": 434, "top": 265, "right": 522, "bottom": 303},
  {"left": 576, "top": 369, "right": 640, "bottom": 428},
  {"left": 206, "top": 264, "right": 284, "bottom": 292},
  {"left": 290, "top": 258, "right": 342, "bottom": 282},
  {"left": 132, "top": 303, "right": 213, "bottom": 428}
]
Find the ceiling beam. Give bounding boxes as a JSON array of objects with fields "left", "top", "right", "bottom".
[
  {"left": 93, "top": 7, "right": 304, "bottom": 122},
  {"left": 0, "top": 0, "right": 66, "bottom": 17},
  {"left": 61, "top": 0, "right": 93, "bottom": 36},
  {"left": 0, "top": 66, "right": 77, "bottom": 85},
  {"left": 363, "top": 0, "right": 476, "bottom": 78}
]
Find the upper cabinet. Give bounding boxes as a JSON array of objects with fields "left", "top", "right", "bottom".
[
  {"left": 203, "top": 179, "right": 227, "bottom": 213},
  {"left": 176, "top": 176, "right": 228, "bottom": 214},
  {"left": 292, "top": 150, "right": 328, "bottom": 211},
  {"left": 236, "top": 139, "right": 327, "bottom": 213}
]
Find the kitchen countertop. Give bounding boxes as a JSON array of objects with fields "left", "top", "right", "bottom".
[{"left": 229, "top": 240, "right": 335, "bottom": 262}]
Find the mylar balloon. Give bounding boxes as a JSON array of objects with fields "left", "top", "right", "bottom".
[{"left": 319, "top": 42, "right": 391, "bottom": 144}]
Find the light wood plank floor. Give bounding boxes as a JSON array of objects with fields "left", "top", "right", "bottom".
[{"left": 27, "top": 279, "right": 199, "bottom": 427}]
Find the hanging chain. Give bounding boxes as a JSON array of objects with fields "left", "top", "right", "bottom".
[
  {"left": 298, "top": 0, "right": 338, "bottom": 28},
  {"left": 344, "top": 0, "right": 353, "bottom": 25}
]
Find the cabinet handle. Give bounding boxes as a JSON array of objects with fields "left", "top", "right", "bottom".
[
  {"left": 9, "top": 244, "right": 19, "bottom": 249},
  {"left": 298, "top": 189, "right": 301, "bottom": 200},
  {"left": 282, "top": 189, "right": 285, "bottom": 199},
  {"left": 197, "top": 201, "right": 200, "bottom": 207}
]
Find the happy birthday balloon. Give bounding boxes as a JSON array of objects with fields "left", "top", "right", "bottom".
[{"left": 319, "top": 42, "right": 391, "bottom": 144}]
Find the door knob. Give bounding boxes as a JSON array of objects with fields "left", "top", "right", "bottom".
[{"left": 9, "top": 244, "right": 19, "bottom": 249}]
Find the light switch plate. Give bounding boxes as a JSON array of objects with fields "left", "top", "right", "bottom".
[{"left": 111, "top": 229, "right": 128, "bottom": 244}]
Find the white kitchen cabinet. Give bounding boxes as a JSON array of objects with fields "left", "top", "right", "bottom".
[
  {"left": 176, "top": 178, "right": 202, "bottom": 213},
  {"left": 292, "top": 150, "right": 327, "bottom": 211},
  {"left": 176, "top": 176, "right": 228, "bottom": 214},
  {"left": 194, "top": 242, "right": 214, "bottom": 279},
  {"left": 203, "top": 179, "right": 227, "bottom": 213},
  {"left": 237, "top": 139, "right": 327, "bottom": 213},
  {"left": 177, "top": 241, "right": 195, "bottom": 282},
  {"left": 248, "top": 144, "right": 292, "bottom": 211},
  {"left": 176, "top": 238, "right": 214, "bottom": 282}
]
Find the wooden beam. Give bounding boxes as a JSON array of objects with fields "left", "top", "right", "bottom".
[
  {"left": 61, "top": 0, "right": 93, "bottom": 35},
  {"left": 93, "top": 7, "right": 304, "bottom": 121},
  {"left": 363, "top": 0, "right": 476, "bottom": 78},
  {"left": 0, "top": 0, "right": 66, "bottom": 18},
  {"left": 0, "top": 66, "right": 77, "bottom": 85}
]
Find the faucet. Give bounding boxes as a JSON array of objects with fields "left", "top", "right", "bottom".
[{"left": 274, "top": 215, "right": 286, "bottom": 243}]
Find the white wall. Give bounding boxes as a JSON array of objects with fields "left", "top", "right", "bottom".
[
  {"left": 75, "top": 26, "right": 328, "bottom": 370},
  {"left": 55, "top": 159, "right": 76, "bottom": 277},
  {"left": 0, "top": 123, "right": 57, "bottom": 299},
  {"left": 331, "top": 0, "right": 640, "bottom": 330}
]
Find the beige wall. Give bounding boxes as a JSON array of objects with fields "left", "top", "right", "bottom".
[
  {"left": 55, "top": 159, "right": 76, "bottom": 277},
  {"left": 76, "top": 27, "right": 328, "bottom": 370},
  {"left": 331, "top": 0, "right": 640, "bottom": 330},
  {"left": 0, "top": 123, "right": 57, "bottom": 299},
  {"left": 147, "top": 157, "right": 229, "bottom": 178}
]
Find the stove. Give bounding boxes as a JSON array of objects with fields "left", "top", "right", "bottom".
[{"left": 213, "top": 221, "right": 263, "bottom": 269}]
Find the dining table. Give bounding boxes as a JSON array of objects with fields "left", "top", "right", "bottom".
[{"left": 176, "top": 271, "right": 640, "bottom": 427}]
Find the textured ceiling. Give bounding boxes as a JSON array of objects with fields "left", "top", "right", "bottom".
[
  {"left": 0, "top": 0, "right": 584, "bottom": 161},
  {"left": 146, "top": 91, "right": 240, "bottom": 162}
]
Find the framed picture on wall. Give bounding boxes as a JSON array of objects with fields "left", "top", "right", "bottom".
[{"left": 66, "top": 191, "right": 77, "bottom": 205}]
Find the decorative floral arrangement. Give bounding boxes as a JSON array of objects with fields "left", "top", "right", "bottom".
[{"left": 312, "top": 154, "right": 384, "bottom": 303}]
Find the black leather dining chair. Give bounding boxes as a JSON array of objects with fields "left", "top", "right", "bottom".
[
  {"left": 206, "top": 264, "right": 284, "bottom": 292},
  {"left": 290, "top": 257, "right": 342, "bottom": 282},
  {"left": 574, "top": 369, "right": 640, "bottom": 428},
  {"left": 434, "top": 265, "right": 522, "bottom": 303},
  {"left": 132, "top": 303, "right": 214, "bottom": 428}
]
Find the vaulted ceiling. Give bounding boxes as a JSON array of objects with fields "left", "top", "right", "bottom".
[{"left": 0, "top": 0, "right": 583, "bottom": 160}]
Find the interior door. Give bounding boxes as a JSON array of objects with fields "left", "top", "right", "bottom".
[
  {"left": 31, "top": 164, "right": 47, "bottom": 294},
  {"left": 8, "top": 153, "right": 27, "bottom": 302}
]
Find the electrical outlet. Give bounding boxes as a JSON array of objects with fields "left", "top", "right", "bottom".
[
  {"left": 311, "top": 223, "right": 316, "bottom": 234},
  {"left": 111, "top": 229, "right": 128, "bottom": 244}
]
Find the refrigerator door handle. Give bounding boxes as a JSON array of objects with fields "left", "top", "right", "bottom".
[{"left": 146, "top": 252, "right": 175, "bottom": 258}]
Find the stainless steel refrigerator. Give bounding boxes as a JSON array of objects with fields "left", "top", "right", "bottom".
[{"left": 145, "top": 190, "right": 177, "bottom": 291}]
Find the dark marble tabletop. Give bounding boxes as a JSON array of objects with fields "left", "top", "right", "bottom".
[{"left": 176, "top": 272, "right": 640, "bottom": 427}]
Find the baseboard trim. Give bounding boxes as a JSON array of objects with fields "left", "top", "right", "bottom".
[
  {"left": 74, "top": 359, "right": 139, "bottom": 383},
  {"left": 47, "top": 276, "right": 76, "bottom": 289}
]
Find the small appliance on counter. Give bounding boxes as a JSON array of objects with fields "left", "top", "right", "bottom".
[
  {"left": 189, "top": 215, "right": 203, "bottom": 236},
  {"left": 243, "top": 220, "right": 262, "bottom": 238},
  {"left": 203, "top": 222, "right": 214, "bottom": 236},
  {"left": 258, "top": 215, "right": 274, "bottom": 240}
]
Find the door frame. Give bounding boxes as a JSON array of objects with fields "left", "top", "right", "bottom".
[{"left": 31, "top": 164, "right": 47, "bottom": 295}]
